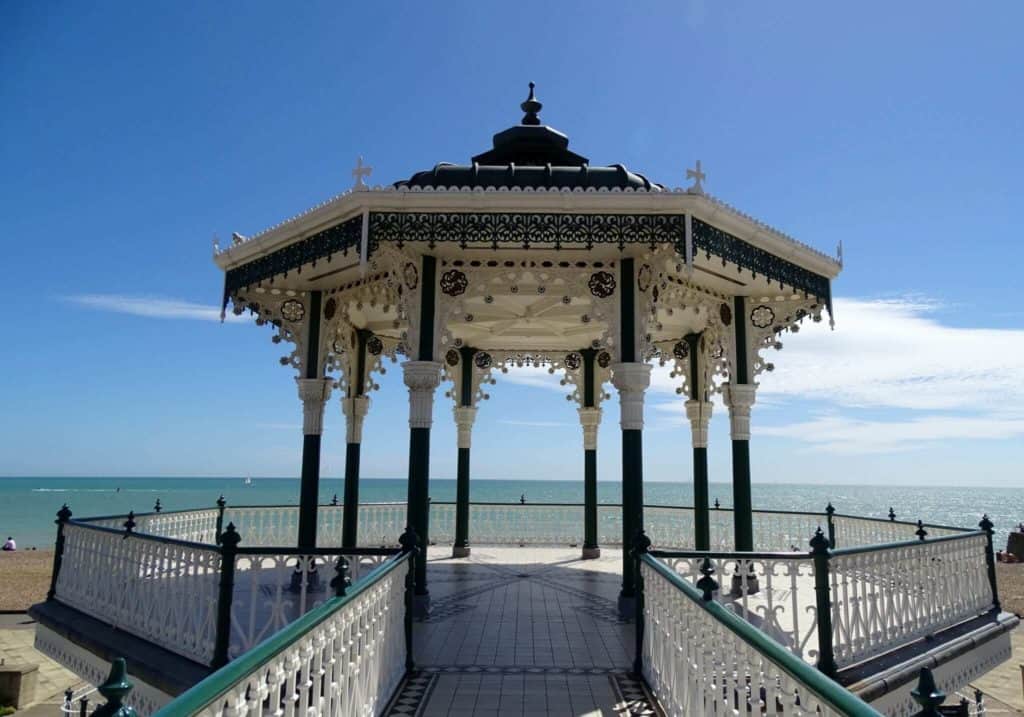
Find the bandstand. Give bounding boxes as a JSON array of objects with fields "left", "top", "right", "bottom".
[
  {"left": 217, "top": 83, "right": 839, "bottom": 604},
  {"left": 30, "top": 86, "right": 1017, "bottom": 717}
]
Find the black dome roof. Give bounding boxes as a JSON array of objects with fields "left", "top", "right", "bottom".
[{"left": 395, "top": 84, "right": 662, "bottom": 192}]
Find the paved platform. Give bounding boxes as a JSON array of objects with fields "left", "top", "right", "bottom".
[
  {"left": 0, "top": 613, "right": 87, "bottom": 712},
  {"left": 972, "top": 625, "right": 1024, "bottom": 715},
  {"left": 399, "top": 547, "right": 657, "bottom": 716}
]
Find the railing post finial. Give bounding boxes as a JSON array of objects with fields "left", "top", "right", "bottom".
[
  {"left": 153, "top": 499, "right": 162, "bottom": 513},
  {"left": 88, "top": 657, "right": 137, "bottom": 717},
  {"left": 220, "top": 522, "right": 241, "bottom": 550},
  {"left": 824, "top": 503, "right": 837, "bottom": 549},
  {"left": 825, "top": 502, "right": 835, "bottom": 517},
  {"left": 809, "top": 527, "right": 837, "bottom": 677},
  {"left": 979, "top": 514, "right": 1001, "bottom": 612},
  {"left": 122, "top": 511, "right": 135, "bottom": 537},
  {"left": 713, "top": 498, "right": 720, "bottom": 510},
  {"left": 331, "top": 493, "right": 339, "bottom": 506},
  {"left": 215, "top": 495, "right": 227, "bottom": 545},
  {"left": 910, "top": 667, "right": 945, "bottom": 716},
  {"left": 888, "top": 506, "right": 896, "bottom": 521},
  {"left": 696, "top": 557, "right": 718, "bottom": 602},
  {"left": 212, "top": 522, "right": 241, "bottom": 669},
  {"left": 810, "top": 526, "right": 829, "bottom": 554},
  {"left": 915, "top": 519, "right": 928, "bottom": 541},
  {"left": 331, "top": 556, "right": 351, "bottom": 597},
  {"left": 399, "top": 525, "right": 420, "bottom": 555},
  {"left": 48, "top": 504, "right": 73, "bottom": 601},
  {"left": 632, "top": 528, "right": 652, "bottom": 558}
]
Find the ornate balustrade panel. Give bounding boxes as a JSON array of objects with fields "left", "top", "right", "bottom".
[
  {"left": 829, "top": 533, "right": 993, "bottom": 668},
  {"left": 223, "top": 506, "right": 299, "bottom": 547},
  {"left": 158, "top": 555, "right": 410, "bottom": 717},
  {"left": 831, "top": 515, "right": 965, "bottom": 548},
  {"left": 54, "top": 523, "right": 221, "bottom": 665},
  {"left": 138, "top": 510, "right": 222, "bottom": 543},
  {"left": 640, "top": 558, "right": 879, "bottom": 717},
  {"left": 228, "top": 551, "right": 392, "bottom": 657},
  {"left": 753, "top": 512, "right": 823, "bottom": 552},
  {"left": 358, "top": 503, "right": 408, "bottom": 546},
  {"left": 660, "top": 553, "right": 818, "bottom": 662}
]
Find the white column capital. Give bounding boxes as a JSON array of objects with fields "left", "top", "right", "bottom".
[
  {"left": 610, "top": 362, "right": 652, "bottom": 431},
  {"left": 341, "top": 395, "right": 371, "bottom": 444},
  {"left": 684, "top": 399, "right": 713, "bottom": 448},
  {"left": 723, "top": 383, "right": 757, "bottom": 441},
  {"left": 402, "top": 360, "right": 443, "bottom": 429},
  {"left": 295, "top": 378, "right": 333, "bottom": 435},
  {"left": 453, "top": 406, "right": 478, "bottom": 449},
  {"left": 577, "top": 407, "right": 602, "bottom": 450}
]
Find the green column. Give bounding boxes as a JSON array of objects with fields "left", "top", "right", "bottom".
[
  {"left": 580, "top": 348, "right": 600, "bottom": 559},
  {"left": 684, "top": 333, "right": 711, "bottom": 550},
  {"left": 404, "top": 255, "right": 440, "bottom": 597},
  {"left": 613, "top": 258, "right": 651, "bottom": 606},
  {"left": 341, "top": 329, "right": 370, "bottom": 549},
  {"left": 453, "top": 346, "right": 477, "bottom": 558},
  {"left": 728, "top": 296, "right": 756, "bottom": 551},
  {"left": 296, "top": 291, "right": 329, "bottom": 550}
]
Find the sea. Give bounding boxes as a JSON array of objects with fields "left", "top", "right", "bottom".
[{"left": 1, "top": 477, "right": 1020, "bottom": 550}]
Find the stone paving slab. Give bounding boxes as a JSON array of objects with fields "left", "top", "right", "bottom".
[
  {"left": 972, "top": 626, "right": 1024, "bottom": 714},
  {"left": 0, "top": 615, "right": 87, "bottom": 712}
]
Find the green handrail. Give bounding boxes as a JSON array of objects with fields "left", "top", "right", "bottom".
[
  {"left": 640, "top": 553, "right": 883, "bottom": 716},
  {"left": 153, "top": 552, "right": 411, "bottom": 717}
]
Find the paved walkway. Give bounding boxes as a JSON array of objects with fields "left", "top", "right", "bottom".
[
  {"left": 391, "top": 547, "right": 656, "bottom": 717},
  {"left": 0, "top": 613, "right": 87, "bottom": 714},
  {"left": 972, "top": 625, "right": 1024, "bottom": 715}
]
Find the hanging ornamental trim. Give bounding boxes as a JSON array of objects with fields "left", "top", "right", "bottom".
[
  {"left": 222, "top": 214, "right": 363, "bottom": 311},
  {"left": 369, "top": 212, "right": 686, "bottom": 250},
  {"left": 221, "top": 211, "right": 831, "bottom": 317},
  {"left": 687, "top": 218, "right": 832, "bottom": 309}
]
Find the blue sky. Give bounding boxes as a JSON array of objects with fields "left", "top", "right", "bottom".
[{"left": 1, "top": 2, "right": 1021, "bottom": 485}]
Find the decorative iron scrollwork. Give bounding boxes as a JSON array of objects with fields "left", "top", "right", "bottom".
[
  {"left": 403, "top": 263, "right": 419, "bottom": 290},
  {"left": 440, "top": 269, "right": 469, "bottom": 297},
  {"left": 445, "top": 349, "right": 460, "bottom": 366},
  {"left": 719, "top": 303, "right": 732, "bottom": 326},
  {"left": 474, "top": 352, "right": 493, "bottom": 369},
  {"left": 588, "top": 271, "right": 616, "bottom": 299},
  {"left": 597, "top": 351, "right": 612, "bottom": 368},
  {"left": 323, "top": 297, "right": 337, "bottom": 320},
  {"left": 750, "top": 305, "right": 775, "bottom": 329},
  {"left": 366, "top": 336, "right": 383, "bottom": 356},
  {"left": 564, "top": 352, "right": 582, "bottom": 370},
  {"left": 637, "top": 264, "right": 652, "bottom": 293},
  {"left": 281, "top": 300, "right": 305, "bottom": 322},
  {"left": 673, "top": 341, "right": 689, "bottom": 360}
]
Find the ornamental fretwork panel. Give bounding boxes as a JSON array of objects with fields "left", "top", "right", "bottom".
[{"left": 222, "top": 212, "right": 832, "bottom": 317}]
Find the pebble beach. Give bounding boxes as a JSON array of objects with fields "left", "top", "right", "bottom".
[{"left": 0, "top": 550, "right": 51, "bottom": 611}]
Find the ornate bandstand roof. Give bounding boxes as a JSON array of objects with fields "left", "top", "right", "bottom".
[
  {"left": 396, "top": 84, "right": 661, "bottom": 192},
  {"left": 213, "top": 84, "right": 843, "bottom": 391}
]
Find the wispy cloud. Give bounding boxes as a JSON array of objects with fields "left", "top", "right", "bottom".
[
  {"left": 497, "top": 297, "right": 1024, "bottom": 454},
  {"left": 759, "top": 413, "right": 1024, "bottom": 455},
  {"left": 64, "top": 294, "right": 240, "bottom": 322}
]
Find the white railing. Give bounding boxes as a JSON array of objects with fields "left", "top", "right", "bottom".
[
  {"left": 103, "top": 502, "right": 971, "bottom": 555},
  {"left": 654, "top": 530, "right": 997, "bottom": 672},
  {"left": 640, "top": 557, "right": 881, "bottom": 716},
  {"left": 227, "top": 551, "right": 393, "bottom": 658},
  {"left": 830, "top": 533, "right": 994, "bottom": 668},
  {"left": 154, "top": 554, "right": 411, "bottom": 717},
  {"left": 831, "top": 514, "right": 963, "bottom": 547},
  {"left": 55, "top": 523, "right": 222, "bottom": 665},
  {"left": 660, "top": 552, "right": 819, "bottom": 661}
]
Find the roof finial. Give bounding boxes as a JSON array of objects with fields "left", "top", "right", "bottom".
[{"left": 520, "top": 82, "right": 542, "bottom": 126}]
